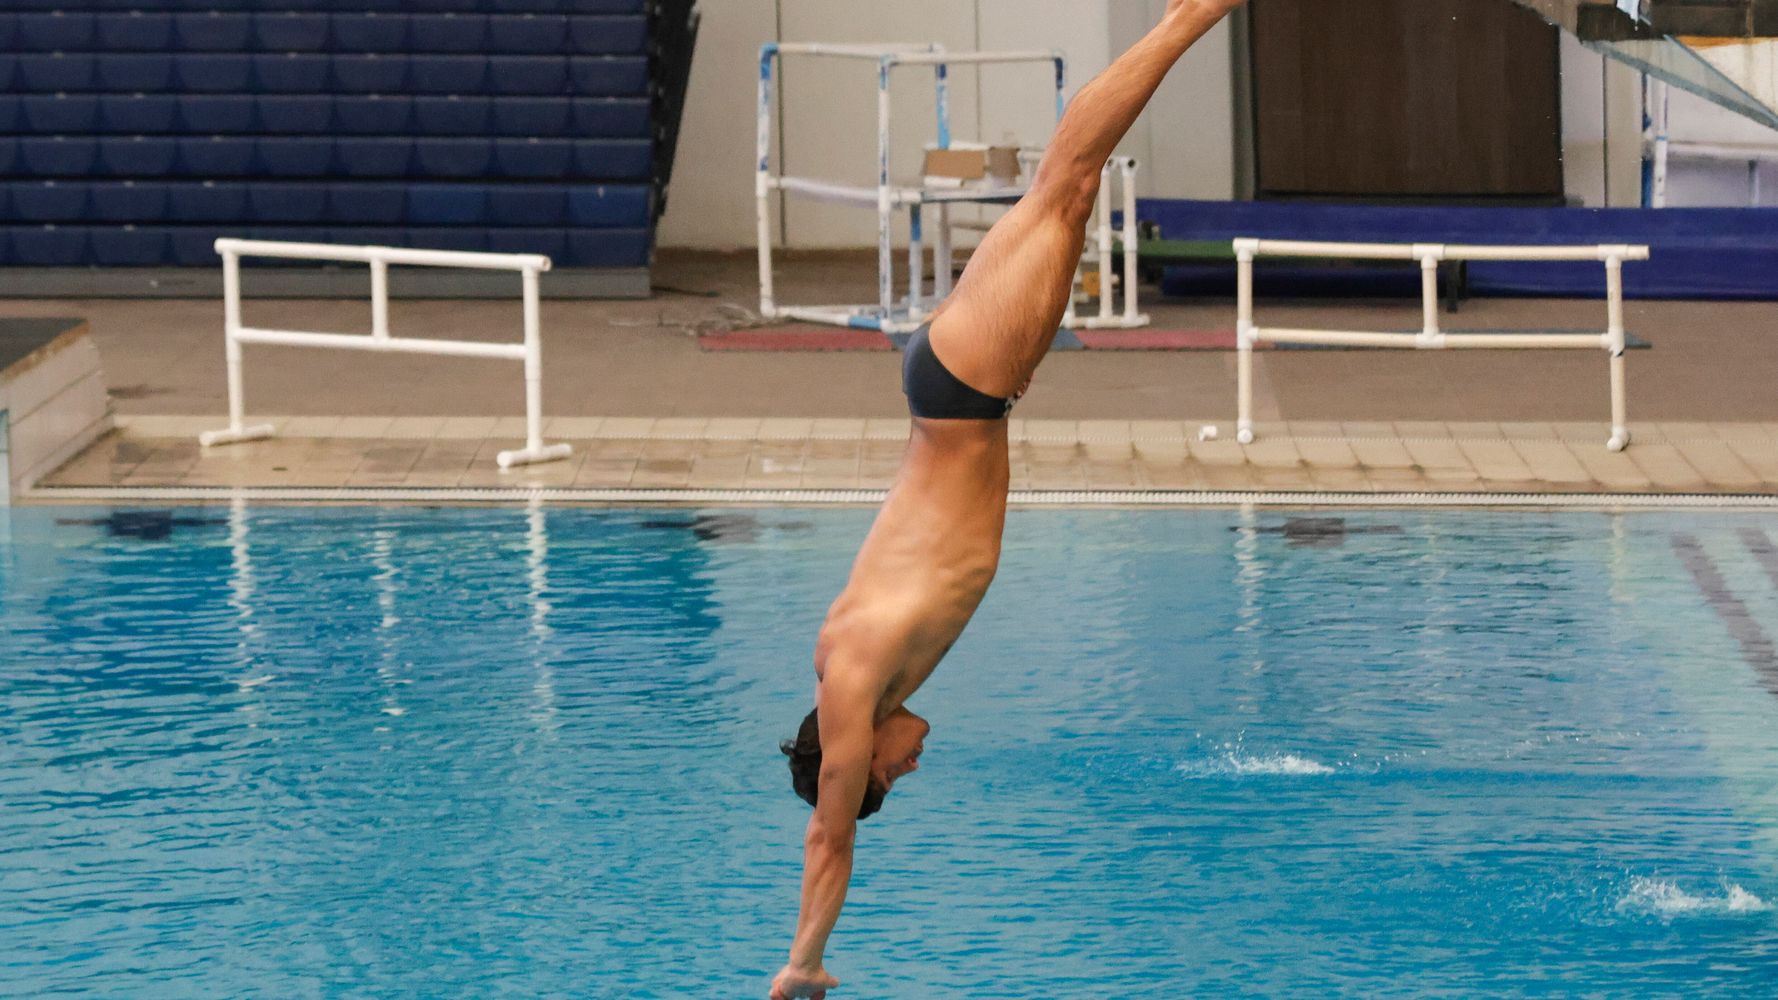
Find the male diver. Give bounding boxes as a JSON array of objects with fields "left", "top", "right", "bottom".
[{"left": 773, "top": 3, "right": 1248, "bottom": 997}]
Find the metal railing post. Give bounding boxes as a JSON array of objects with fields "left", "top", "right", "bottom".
[
  {"left": 1235, "top": 239, "right": 1256, "bottom": 445},
  {"left": 1605, "top": 255, "right": 1630, "bottom": 452}
]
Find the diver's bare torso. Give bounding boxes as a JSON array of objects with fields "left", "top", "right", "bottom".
[{"left": 815, "top": 416, "right": 1012, "bottom": 717}]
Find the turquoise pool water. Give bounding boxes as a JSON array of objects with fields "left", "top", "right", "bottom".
[{"left": 2, "top": 505, "right": 1776, "bottom": 998}]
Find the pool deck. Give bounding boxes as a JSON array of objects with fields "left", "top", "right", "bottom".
[{"left": 11, "top": 250, "right": 1778, "bottom": 502}]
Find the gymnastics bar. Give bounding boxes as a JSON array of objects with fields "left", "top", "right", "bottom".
[
  {"left": 201, "top": 239, "right": 572, "bottom": 469},
  {"left": 1233, "top": 238, "right": 1652, "bottom": 452}
]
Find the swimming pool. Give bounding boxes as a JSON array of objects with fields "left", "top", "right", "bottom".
[{"left": 3, "top": 504, "right": 1776, "bottom": 997}]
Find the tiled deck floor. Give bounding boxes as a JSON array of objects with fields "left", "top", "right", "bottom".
[{"left": 37, "top": 414, "right": 1778, "bottom": 496}]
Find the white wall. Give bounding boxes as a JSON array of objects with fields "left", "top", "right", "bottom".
[
  {"left": 1656, "top": 83, "right": 1778, "bottom": 207},
  {"left": 657, "top": 0, "right": 1239, "bottom": 251},
  {"left": 1560, "top": 35, "right": 1645, "bottom": 208}
]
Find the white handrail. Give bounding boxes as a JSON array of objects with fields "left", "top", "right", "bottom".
[
  {"left": 1234, "top": 238, "right": 1650, "bottom": 452},
  {"left": 200, "top": 239, "right": 573, "bottom": 470}
]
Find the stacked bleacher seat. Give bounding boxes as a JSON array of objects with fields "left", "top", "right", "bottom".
[{"left": 0, "top": 1, "right": 666, "bottom": 272}]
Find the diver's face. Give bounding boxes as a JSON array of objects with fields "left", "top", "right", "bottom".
[{"left": 870, "top": 708, "right": 930, "bottom": 794}]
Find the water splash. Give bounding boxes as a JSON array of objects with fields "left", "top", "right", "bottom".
[
  {"left": 1615, "top": 877, "right": 1772, "bottom": 919},
  {"left": 1177, "top": 753, "right": 1335, "bottom": 778}
]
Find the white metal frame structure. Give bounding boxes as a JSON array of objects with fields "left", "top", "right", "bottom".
[
  {"left": 756, "top": 43, "right": 1148, "bottom": 335},
  {"left": 1234, "top": 238, "right": 1652, "bottom": 452},
  {"left": 200, "top": 239, "right": 572, "bottom": 469}
]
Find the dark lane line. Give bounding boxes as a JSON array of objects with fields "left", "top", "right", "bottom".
[
  {"left": 1740, "top": 527, "right": 1778, "bottom": 594},
  {"left": 1673, "top": 533, "right": 1778, "bottom": 702}
]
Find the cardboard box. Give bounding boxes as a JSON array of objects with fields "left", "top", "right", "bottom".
[{"left": 923, "top": 145, "right": 1023, "bottom": 184}]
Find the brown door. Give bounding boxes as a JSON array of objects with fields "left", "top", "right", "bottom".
[{"left": 1250, "top": 0, "right": 1565, "bottom": 201}]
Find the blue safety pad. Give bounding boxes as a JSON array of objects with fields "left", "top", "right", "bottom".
[
  {"left": 334, "top": 138, "right": 414, "bottom": 177},
  {"left": 99, "top": 95, "right": 179, "bottom": 134},
  {"left": 18, "top": 13, "right": 97, "bottom": 50},
  {"left": 174, "top": 13, "right": 252, "bottom": 52},
  {"left": 489, "top": 186, "right": 567, "bottom": 225},
  {"left": 493, "top": 138, "right": 573, "bottom": 179},
  {"left": 1142, "top": 198, "right": 1778, "bottom": 301},
  {"left": 255, "top": 138, "right": 336, "bottom": 177},
  {"left": 98, "top": 137, "right": 180, "bottom": 177},
  {"left": 10, "top": 182, "right": 89, "bottom": 223},
  {"left": 569, "top": 56, "right": 647, "bottom": 96},
  {"left": 97, "top": 13, "right": 176, "bottom": 51},
  {"left": 489, "top": 228, "right": 569, "bottom": 260},
  {"left": 414, "top": 96, "right": 493, "bottom": 136},
  {"left": 254, "top": 13, "right": 330, "bottom": 51},
  {"left": 572, "top": 139, "right": 651, "bottom": 180},
  {"left": 254, "top": 54, "right": 331, "bottom": 93},
  {"left": 564, "top": 227, "right": 648, "bottom": 267},
  {"left": 492, "top": 98, "right": 572, "bottom": 136},
  {"left": 411, "top": 14, "right": 488, "bottom": 52},
  {"left": 98, "top": 55, "right": 176, "bottom": 92},
  {"left": 408, "top": 184, "right": 489, "bottom": 225},
  {"left": 565, "top": 185, "right": 649, "bottom": 227},
  {"left": 20, "top": 138, "right": 101, "bottom": 176},
  {"left": 333, "top": 54, "right": 409, "bottom": 93},
  {"left": 491, "top": 15, "right": 569, "bottom": 54},
  {"left": 176, "top": 54, "right": 254, "bottom": 93},
  {"left": 258, "top": 96, "right": 334, "bottom": 134},
  {"left": 92, "top": 226, "right": 171, "bottom": 266},
  {"left": 335, "top": 96, "right": 414, "bottom": 135},
  {"left": 413, "top": 138, "right": 495, "bottom": 177},
  {"left": 331, "top": 14, "right": 409, "bottom": 52},
  {"left": 325, "top": 182, "right": 407, "bottom": 223},
  {"left": 22, "top": 96, "right": 101, "bottom": 134},
  {"left": 170, "top": 182, "right": 250, "bottom": 222},
  {"left": 91, "top": 182, "right": 172, "bottom": 223},
  {"left": 410, "top": 55, "right": 491, "bottom": 94},
  {"left": 10, "top": 227, "right": 89, "bottom": 267},
  {"left": 179, "top": 95, "right": 256, "bottom": 133},
  {"left": 18, "top": 54, "right": 97, "bottom": 92},
  {"left": 177, "top": 137, "right": 256, "bottom": 176},
  {"left": 249, "top": 183, "right": 330, "bottom": 223},
  {"left": 568, "top": 16, "right": 646, "bottom": 55}
]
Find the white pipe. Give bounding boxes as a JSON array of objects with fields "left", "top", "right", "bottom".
[
  {"left": 214, "top": 238, "right": 549, "bottom": 272},
  {"left": 1606, "top": 256, "right": 1630, "bottom": 452},
  {"left": 877, "top": 58, "right": 894, "bottom": 316},
  {"left": 907, "top": 204, "right": 924, "bottom": 322},
  {"left": 1419, "top": 254, "right": 1440, "bottom": 343},
  {"left": 1253, "top": 329, "right": 1607, "bottom": 350},
  {"left": 522, "top": 267, "right": 543, "bottom": 454},
  {"left": 890, "top": 50, "right": 1059, "bottom": 66},
  {"left": 1096, "top": 162, "right": 1114, "bottom": 323},
  {"left": 370, "top": 259, "right": 390, "bottom": 340},
  {"left": 935, "top": 203, "right": 953, "bottom": 299},
  {"left": 234, "top": 327, "right": 528, "bottom": 360},
  {"left": 1121, "top": 159, "right": 1142, "bottom": 324},
  {"left": 773, "top": 42, "right": 943, "bottom": 59},
  {"left": 222, "top": 250, "right": 244, "bottom": 434},
  {"left": 1236, "top": 247, "right": 1255, "bottom": 445},
  {"left": 757, "top": 46, "right": 777, "bottom": 319},
  {"left": 1243, "top": 238, "right": 1649, "bottom": 263}
]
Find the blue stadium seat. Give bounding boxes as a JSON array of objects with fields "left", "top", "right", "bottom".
[
  {"left": 178, "top": 96, "right": 256, "bottom": 133},
  {"left": 99, "top": 95, "right": 179, "bottom": 134},
  {"left": 254, "top": 13, "right": 330, "bottom": 52},
  {"left": 569, "top": 16, "right": 646, "bottom": 55},
  {"left": 19, "top": 54, "right": 98, "bottom": 92},
  {"left": 22, "top": 96, "right": 101, "bottom": 135},
  {"left": 565, "top": 228, "right": 648, "bottom": 267},
  {"left": 333, "top": 54, "right": 409, "bottom": 93},
  {"left": 96, "top": 13, "right": 175, "bottom": 51},
  {"left": 408, "top": 185, "right": 489, "bottom": 225},
  {"left": 493, "top": 138, "right": 572, "bottom": 179},
  {"left": 491, "top": 15, "right": 568, "bottom": 54},
  {"left": 489, "top": 185, "right": 567, "bottom": 225},
  {"left": 170, "top": 227, "right": 230, "bottom": 266},
  {"left": 566, "top": 185, "right": 649, "bottom": 226},
  {"left": 405, "top": 228, "right": 490, "bottom": 253},
  {"left": 489, "top": 228, "right": 569, "bottom": 259},
  {"left": 91, "top": 182, "right": 172, "bottom": 224},
  {"left": 569, "top": 56, "right": 647, "bottom": 97},
  {"left": 20, "top": 138, "right": 100, "bottom": 177},
  {"left": 413, "top": 138, "right": 495, "bottom": 177},
  {"left": 0, "top": 96, "right": 17, "bottom": 134},
  {"left": 11, "top": 182, "right": 89, "bottom": 224},
  {"left": 414, "top": 96, "right": 492, "bottom": 136},
  {"left": 0, "top": 139, "right": 17, "bottom": 177},
  {"left": 11, "top": 226, "right": 89, "bottom": 267},
  {"left": 258, "top": 96, "right": 334, "bottom": 134},
  {"left": 489, "top": 56, "right": 568, "bottom": 95},
  {"left": 176, "top": 55, "right": 254, "bottom": 93},
  {"left": 169, "top": 182, "right": 250, "bottom": 222},
  {"left": 411, "top": 15, "right": 488, "bottom": 53},
  {"left": 331, "top": 13, "right": 408, "bottom": 53},
  {"left": 177, "top": 137, "right": 256, "bottom": 175},
  {"left": 563, "top": 0, "right": 648, "bottom": 13},
  {"left": 255, "top": 138, "right": 335, "bottom": 177},
  {"left": 572, "top": 98, "right": 649, "bottom": 137},
  {"left": 98, "top": 55, "right": 177, "bottom": 93},
  {"left": 328, "top": 227, "right": 409, "bottom": 250},
  {"left": 173, "top": 13, "right": 252, "bottom": 52},
  {"left": 98, "top": 137, "right": 181, "bottom": 177},
  {"left": 254, "top": 54, "right": 331, "bottom": 94},
  {"left": 249, "top": 184, "right": 330, "bottom": 223},
  {"left": 334, "top": 138, "right": 414, "bottom": 177},
  {"left": 324, "top": 183, "right": 407, "bottom": 224},
  {"left": 410, "top": 56, "right": 490, "bottom": 94},
  {"left": 0, "top": 15, "right": 14, "bottom": 53},
  {"left": 492, "top": 98, "right": 572, "bottom": 136},
  {"left": 93, "top": 226, "right": 171, "bottom": 267},
  {"left": 18, "top": 13, "right": 98, "bottom": 51},
  {"left": 573, "top": 139, "right": 651, "bottom": 180},
  {"left": 335, "top": 96, "right": 413, "bottom": 135}
]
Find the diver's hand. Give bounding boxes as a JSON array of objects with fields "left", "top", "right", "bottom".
[{"left": 770, "top": 963, "right": 839, "bottom": 1000}]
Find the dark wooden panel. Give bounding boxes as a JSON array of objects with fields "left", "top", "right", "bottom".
[{"left": 1252, "top": 0, "right": 1564, "bottom": 200}]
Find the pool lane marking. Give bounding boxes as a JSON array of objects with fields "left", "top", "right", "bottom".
[
  {"left": 1741, "top": 528, "right": 1778, "bottom": 594},
  {"left": 1672, "top": 533, "right": 1778, "bottom": 702}
]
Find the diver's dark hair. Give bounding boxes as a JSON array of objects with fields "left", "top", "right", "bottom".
[{"left": 780, "top": 708, "right": 886, "bottom": 820}]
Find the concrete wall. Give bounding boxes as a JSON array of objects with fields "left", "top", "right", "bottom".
[
  {"left": 1656, "top": 83, "right": 1778, "bottom": 207},
  {"left": 657, "top": 0, "right": 1238, "bottom": 250}
]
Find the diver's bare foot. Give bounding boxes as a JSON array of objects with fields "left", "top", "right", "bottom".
[{"left": 770, "top": 963, "right": 839, "bottom": 1000}]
